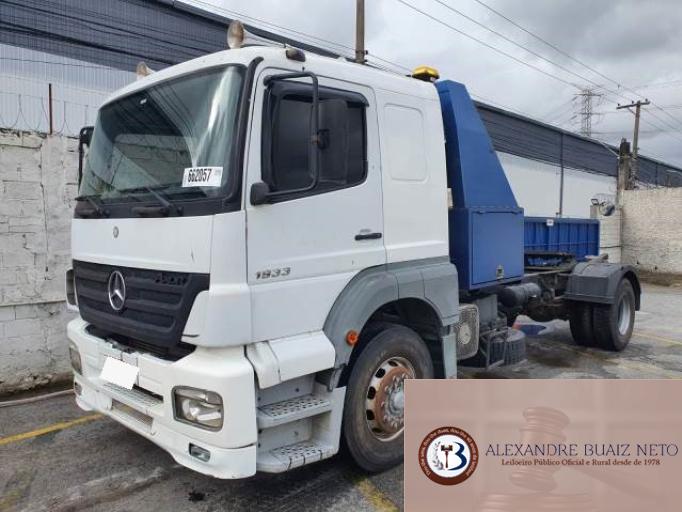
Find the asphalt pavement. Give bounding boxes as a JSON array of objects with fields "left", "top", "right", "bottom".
[{"left": 2, "top": 283, "right": 681, "bottom": 511}]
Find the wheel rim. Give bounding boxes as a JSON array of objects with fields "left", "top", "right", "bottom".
[
  {"left": 365, "top": 356, "right": 415, "bottom": 442},
  {"left": 617, "top": 293, "right": 633, "bottom": 336}
]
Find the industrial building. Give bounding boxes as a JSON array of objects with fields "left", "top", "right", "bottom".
[{"left": 1, "top": 0, "right": 681, "bottom": 219}]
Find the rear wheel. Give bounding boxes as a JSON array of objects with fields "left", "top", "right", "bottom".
[
  {"left": 342, "top": 324, "right": 433, "bottom": 472},
  {"left": 569, "top": 302, "right": 596, "bottom": 347},
  {"left": 593, "top": 279, "right": 636, "bottom": 351}
]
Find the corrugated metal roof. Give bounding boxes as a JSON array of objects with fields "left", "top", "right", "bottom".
[
  {"left": 0, "top": 0, "right": 680, "bottom": 186},
  {"left": 476, "top": 101, "right": 682, "bottom": 187}
]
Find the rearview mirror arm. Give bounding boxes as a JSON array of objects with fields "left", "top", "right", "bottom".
[
  {"left": 77, "top": 126, "right": 94, "bottom": 187},
  {"left": 253, "top": 72, "right": 321, "bottom": 204}
]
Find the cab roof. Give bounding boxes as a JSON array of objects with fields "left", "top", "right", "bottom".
[{"left": 103, "top": 46, "right": 440, "bottom": 107}]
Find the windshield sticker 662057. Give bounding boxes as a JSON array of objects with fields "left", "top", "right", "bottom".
[{"left": 182, "top": 166, "right": 223, "bottom": 188}]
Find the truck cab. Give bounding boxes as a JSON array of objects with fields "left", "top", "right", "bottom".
[{"left": 67, "top": 45, "right": 461, "bottom": 478}]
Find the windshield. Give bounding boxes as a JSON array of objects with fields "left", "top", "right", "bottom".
[{"left": 80, "top": 65, "right": 245, "bottom": 204}]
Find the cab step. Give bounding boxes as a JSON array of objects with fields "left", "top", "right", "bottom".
[
  {"left": 256, "top": 440, "right": 336, "bottom": 473},
  {"left": 257, "top": 394, "right": 332, "bottom": 429}
]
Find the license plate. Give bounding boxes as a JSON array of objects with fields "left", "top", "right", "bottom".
[
  {"left": 182, "top": 166, "right": 223, "bottom": 187},
  {"left": 100, "top": 357, "right": 139, "bottom": 390}
]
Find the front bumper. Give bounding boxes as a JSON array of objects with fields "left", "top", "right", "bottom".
[{"left": 68, "top": 318, "right": 257, "bottom": 479}]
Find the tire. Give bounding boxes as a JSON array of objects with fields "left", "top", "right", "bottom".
[
  {"left": 569, "top": 302, "right": 596, "bottom": 347},
  {"left": 592, "top": 279, "right": 636, "bottom": 351},
  {"left": 342, "top": 324, "right": 433, "bottom": 473}
]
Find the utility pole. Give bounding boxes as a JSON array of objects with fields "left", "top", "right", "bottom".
[
  {"left": 617, "top": 138, "right": 632, "bottom": 201},
  {"left": 617, "top": 99, "right": 651, "bottom": 185},
  {"left": 355, "top": 0, "right": 366, "bottom": 64},
  {"left": 575, "top": 88, "right": 603, "bottom": 138}
]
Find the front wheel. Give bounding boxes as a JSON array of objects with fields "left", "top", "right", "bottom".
[
  {"left": 342, "top": 324, "right": 433, "bottom": 473},
  {"left": 592, "top": 279, "right": 636, "bottom": 351}
]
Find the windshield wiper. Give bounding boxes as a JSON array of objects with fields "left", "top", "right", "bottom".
[
  {"left": 118, "top": 186, "right": 183, "bottom": 217},
  {"left": 75, "top": 195, "right": 108, "bottom": 218}
]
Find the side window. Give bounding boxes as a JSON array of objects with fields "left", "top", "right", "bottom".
[{"left": 262, "top": 85, "right": 367, "bottom": 199}]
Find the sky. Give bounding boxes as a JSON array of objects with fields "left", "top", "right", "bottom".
[{"left": 184, "top": 0, "right": 682, "bottom": 166}]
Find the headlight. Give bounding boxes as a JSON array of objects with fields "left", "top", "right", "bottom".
[
  {"left": 69, "top": 342, "right": 82, "bottom": 374},
  {"left": 173, "top": 387, "right": 223, "bottom": 430}
]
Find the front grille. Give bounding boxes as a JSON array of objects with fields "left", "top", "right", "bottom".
[{"left": 74, "top": 260, "right": 209, "bottom": 351}]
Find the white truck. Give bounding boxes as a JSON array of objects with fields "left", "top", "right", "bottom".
[{"left": 67, "top": 31, "right": 640, "bottom": 479}]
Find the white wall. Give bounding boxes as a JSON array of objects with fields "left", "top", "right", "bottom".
[
  {"left": 622, "top": 188, "right": 682, "bottom": 274},
  {"left": 562, "top": 168, "right": 616, "bottom": 218},
  {"left": 499, "top": 153, "right": 561, "bottom": 216},
  {"left": 499, "top": 152, "right": 617, "bottom": 218},
  {"left": 0, "top": 130, "right": 78, "bottom": 394}
]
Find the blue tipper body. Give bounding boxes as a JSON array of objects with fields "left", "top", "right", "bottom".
[
  {"left": 436, "top": 80, "right": 524, "bottom": 291},
  {"left": 524, "top": 217, "right": 600, "bottom": 261}
]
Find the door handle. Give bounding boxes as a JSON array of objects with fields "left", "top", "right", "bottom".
[{"left": 355, "top": 232, "right": 383, "bottom": 241}]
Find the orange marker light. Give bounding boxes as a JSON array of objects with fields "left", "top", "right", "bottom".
[{"left": 346, "top": 330, "right": 359, "bottom": 346}]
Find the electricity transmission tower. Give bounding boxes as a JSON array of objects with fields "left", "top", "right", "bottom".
[{"left": 575, "top": 88, "right": 603, "bottom": 137}]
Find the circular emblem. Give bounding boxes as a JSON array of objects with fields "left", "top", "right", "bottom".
[
  {"left": 418, "top": 426, "right": 479, "bottom": 486},
  {"left": 107, "top": 270, "right": 126, "bottom": 312},
  {"left": 113, "top": 226, "right": 119, "bottom": 238}
]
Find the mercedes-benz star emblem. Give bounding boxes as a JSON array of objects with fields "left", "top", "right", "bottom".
[
  {"left": 107, "top": 270, "right": 126, "bottom": 312},
  {"left": 113, "top": 226, "right": 119, "bottom": 238}
]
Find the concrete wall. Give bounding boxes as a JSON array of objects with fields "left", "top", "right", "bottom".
[
  {"left": 0, "top": 129, "right": 77, "bottom": 394},
  {"left": 622, "top": 188, "right": 682, "bottom": 275}
]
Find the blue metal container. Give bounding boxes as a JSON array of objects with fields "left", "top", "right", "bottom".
[
  {"left": 437, "top": 80, "right": 525, "bottom": 291},
  {"left": 524, "top": 217, "right": 600, "bottom": 261}
]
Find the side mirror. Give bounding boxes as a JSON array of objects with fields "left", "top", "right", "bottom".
[
  {"left": 79, "top": 126, "right": 94, "bottom": 147},
  {"left": 250, "top": 181, "right": 272, "bottom": 205},
  {"left": 78, "top": 126, "right": 94, "bottom": 187}
]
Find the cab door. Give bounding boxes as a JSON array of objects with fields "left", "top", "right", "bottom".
[{"left": 244, "top": 68, "right": 385, "bottom": 342}]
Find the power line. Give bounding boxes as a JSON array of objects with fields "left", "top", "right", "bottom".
[
  {"left": 470, "top": 93, "right": 529, "bottom": 117},
  {"left": 175, "top": 0, "right": 355, "bottom": 55},
  {"left": 464, "top": 0, "right": 682, "bottom": 134},
  {"left": 366, "top": 52, "right": 412, "bottom": 73},
  {"left": 392, "top": 0, "right": 579, "bottom": 89},
  {"left": 540, "top": 97, "right": 575, "bottom": 121},
  {"left": 430, "top": 0, "right": 614, "bottom": 93},
  {"left": 467, "top": 0, "right": 629, "bottom": 91},
  {"left": 394, "top": 0, "right": 676, "bottom": 139},
  {"left": 422, "top": 1, "right": 627, "bottom": 106},
  {"left": 9, "top": 0, "right": 682, "bottom": 151},
  {"left": 0, "top": 57, "right": 117, "bottom": 70}
]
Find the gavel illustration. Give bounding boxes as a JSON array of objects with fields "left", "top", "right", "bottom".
[
  {"left": 440, "top": 444, "right": 454, "bottom": 468},
  {"left": 511, "top": 407, "right": 656, "bottom": 497},
  {"left": 509, "top": 406, "right": 570, "bottom": 492}
]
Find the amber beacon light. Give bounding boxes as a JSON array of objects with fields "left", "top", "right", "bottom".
[{"left": 412, "top": 66, "right": 440, "bottom": 82}]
